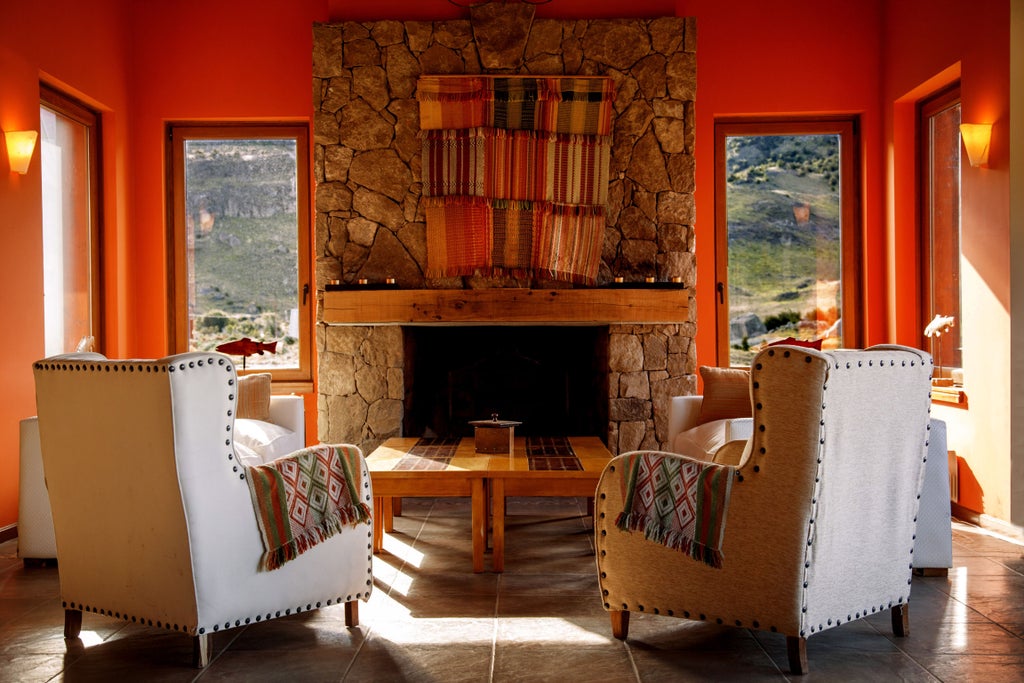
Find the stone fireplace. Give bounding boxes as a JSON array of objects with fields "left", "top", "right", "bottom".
[{"left": 313, "top": 7, "right": 698, "bottom": 456}]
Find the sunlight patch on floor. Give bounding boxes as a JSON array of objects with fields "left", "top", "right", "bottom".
[
  {"left": 952, "top": 519, "right": 1024, "bottom": 547},
  {"left": 382, "top": 533, "right": 425, "bottom": 567}
]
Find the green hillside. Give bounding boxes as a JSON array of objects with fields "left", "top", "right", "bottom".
[{"left": 724, "top": 134, "right": 842, "bottom": 363}]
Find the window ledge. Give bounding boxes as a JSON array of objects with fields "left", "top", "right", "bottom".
[
  {"left": 931, "top": 385, "right": 967, "bottom": 407},
  {"left": 273, "top": 380, "right": 313, "bottom": 395}
]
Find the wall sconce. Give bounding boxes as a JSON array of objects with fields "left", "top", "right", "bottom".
[
  {"left": 4, "top": 130, "right": 38, "bottom": 174},
  {"left": 959, "top": 123, "right": 992, "bottom": 168}
]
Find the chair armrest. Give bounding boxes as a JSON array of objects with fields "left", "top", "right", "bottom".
[
  {"left": 723, "top": 418, "right": 753, "bottom": 443},
  {"left": 268, "top": 395, "right": 305, "bottom": 445},
  {"left": 667, "top": 395, "right": 703, "bottom": 447}
]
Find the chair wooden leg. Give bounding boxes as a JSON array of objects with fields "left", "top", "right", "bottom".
[
  {"left": 787, "top": 636, "right": 808, "bottom": 675},
  {"left": 891, "top": 603, "right": 909, "bottom": 637},
  {"left": 63, "top": 608, "right": 83, "bottom": 639},
  {"left": 610, "top": 610, "right": 629, "bottom": 640},
  {"left": 345, "top": 599, "right": 359, "bottom": 627},
  {"left": 193, "top": 634, "right": 210, "bottom": 668}
]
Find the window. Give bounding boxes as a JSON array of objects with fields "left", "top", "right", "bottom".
[
  {"left": 168, "top": 124, "right": 312, "bottom": 386},
  {"left": 919, "top": 87, "right": 962, "bottom": 384},
  {"left": 714, "top": 119, "right": 860, "bottom": 366},
  {"left": 40, "top": 85, "right": 102, "bottom": 355}
]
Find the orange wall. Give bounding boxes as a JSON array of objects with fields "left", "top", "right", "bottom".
[
  {"left": 682, "top": 0, "right": 886, "bottom": 369},
  {"left": 883, "top": 0, "right": 1012, "bottom": 521},
  {"left": 0, "top": 0, "right": 133, "bottom": 528}
]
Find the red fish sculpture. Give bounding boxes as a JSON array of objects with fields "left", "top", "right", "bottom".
[{"left": 216, "top": 337, "right": 277, "bottom": 357}]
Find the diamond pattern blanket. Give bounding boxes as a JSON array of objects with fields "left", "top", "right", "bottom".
[
  {"left": 246, "top": 444, "right": 371, "bottom": 571},
  {"left": 615, "top": 452, "right": 733, "bottom": 568}
]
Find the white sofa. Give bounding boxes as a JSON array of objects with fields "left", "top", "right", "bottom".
[
  {"left": 18, "top": 387, "right": 305, "bottom": 562},
  {"left": 666, "top": 390, "right": 953, "bottom": 572}
]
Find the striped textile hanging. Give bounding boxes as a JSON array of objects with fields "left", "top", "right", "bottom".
[
  {"left": 422, "top": 127, "right": 609, "bottom": 205},
  {"left": 423, "top": 196, "right": 494, "bottom": 278},
  {"left": 534, "top": 203, "right": 605, "bottom": 285},
  {"left": 417, "top": 74, "right": 614, "bottom": 285},
  {"left": 417, "top": 75, "right": 616, "bottom": 136}
]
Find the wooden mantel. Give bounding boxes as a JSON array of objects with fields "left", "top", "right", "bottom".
[{"left": 322, "top": 288, "right": 689, "bottom": 325}]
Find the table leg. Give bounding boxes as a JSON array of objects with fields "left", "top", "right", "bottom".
[
  {"left": 392, "top": 497, "right": 402, "bottom": 517},
  {"left": 382, "top": 495, "right": 395, "bottom": 533},
  {"left": 491, "top": 478, "right": 505, "bottom": 573},
  {"left": 372, "top": 496, "right": 385, "bottom": 553},
  {"left": 471, "top": 479, "right": 486, "bottom": 573}
]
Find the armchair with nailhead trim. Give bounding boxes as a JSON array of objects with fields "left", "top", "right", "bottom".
[
  {"left": 595, "top": 345, "right": 933, "bottom": 675},
  {"left": 32, "top": 352, "right": 374, "bottom": 668}
]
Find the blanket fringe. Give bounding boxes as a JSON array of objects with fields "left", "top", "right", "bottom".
[
  {"left": 260, "top": 502, "right": 372, "bottom": 572},
  {"left": 615, "top": 511, "right": 724, "bottom": 569}
]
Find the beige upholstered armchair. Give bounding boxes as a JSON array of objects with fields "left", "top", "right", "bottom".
[
  {"left": 595, "top": 345, "right": 933, "bottom": 674},
  {"left": 33, "top": 352, "right": 374, "bottom": 667}
]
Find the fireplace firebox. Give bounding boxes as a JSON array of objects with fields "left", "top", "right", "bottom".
[{"left": 402, "top": 326, "right": 609, "bottom": 439}]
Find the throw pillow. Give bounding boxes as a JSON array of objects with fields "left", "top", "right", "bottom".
[
  {"left": 237, "top": 373, "right": 272, "bottom": 421},
  {"left": 768, "top": 336, "right": 823, "bottom": 350},
  {"left": 697, "top": 366, "right": 751, "bottom": 426}
]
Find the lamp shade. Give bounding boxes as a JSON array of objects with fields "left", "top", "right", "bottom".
[
  {"left": 4, "top": 130, "right": 38, "bottom": 174},
  {"left": 959, "top": 123, "right": 991, "bottom": 168}
]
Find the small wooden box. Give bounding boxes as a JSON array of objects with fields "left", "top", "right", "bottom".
[{"left": 469, "top": 417, "right": 522, "bottom": 454}]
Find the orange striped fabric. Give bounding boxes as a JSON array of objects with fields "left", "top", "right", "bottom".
[{"left": 417, "top": 75, "right": 615, "bottom": 136}]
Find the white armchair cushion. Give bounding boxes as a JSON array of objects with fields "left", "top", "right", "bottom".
[
  {"left": 234, "top": 419, "right": 299, "bottom": 462},
  {"left": 672, "top": 417, "right": 754, "bottom": 461},
  {"left": 233, "top": 440, "right": 264, "bottom": 468}
]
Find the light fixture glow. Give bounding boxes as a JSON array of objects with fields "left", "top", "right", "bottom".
[
  {"left": 959, "top": 123, "right": 992, "bottom": 168},
  {"left": 4, "top": 129, "right": 38, "bottom": 174}
]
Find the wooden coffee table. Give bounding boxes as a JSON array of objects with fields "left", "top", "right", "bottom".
[
  {"left": 365, "top": 437, "right": 501, "bottom": 573},
  {"left": 488, "top": 436, "right": 612, "bottom": 572},
  {"left": 366, "top": 436, "right": 613, "bottom": 573}
]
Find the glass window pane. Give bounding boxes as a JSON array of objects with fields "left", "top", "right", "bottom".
[
  {"left": 926, "top": 102, "right": 962, "bottom": 372},
  {"left": 724, "top": 134, "right": 843, "bottom": 366},
  {"left": 40, "top": 104, "right": 93, "bottom": 356},
  {"left": 183, "top": 138, "right": 300, "bottom": 369}
]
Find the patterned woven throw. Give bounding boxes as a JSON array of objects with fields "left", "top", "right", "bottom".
[
  {"left": 418, "top": 75, "right": 615, "bottom": 136},
  {"left": 615, "top": 452, "right": 733, "bottom": 568},
  {"left": 246, "top": 444, "right": 371, "bottom": 572}
]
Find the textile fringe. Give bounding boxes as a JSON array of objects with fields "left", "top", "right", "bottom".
[
  {"left": 614, "top": 511, "right": 725, "bottom": 569},
  {"left": 262, "top": 503, "right": 372, "bottom": 572}
]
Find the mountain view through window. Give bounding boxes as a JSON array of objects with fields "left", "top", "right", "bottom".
[
  {"left": 724, "top": 133, "right": 844, "bottom": 366},
  {"left": 184, "top": 138, "right": 300, "bottom": 369}
]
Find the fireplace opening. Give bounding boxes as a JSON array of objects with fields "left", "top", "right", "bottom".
[{"left": 403, "top": 326, "right": 609, "bottom": 440}]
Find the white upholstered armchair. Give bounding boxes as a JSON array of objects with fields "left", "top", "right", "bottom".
[
  {"left": 33, "top": 352, "right": 374, "bottom": 667},
  {"left": 595, "top": 345, "right": 933, "bottom": 674}
]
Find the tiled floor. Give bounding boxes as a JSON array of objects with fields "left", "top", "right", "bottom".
[{"left": 2, "top": 497, "right": 1023, "bottom": 681}]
